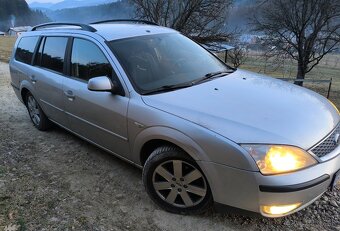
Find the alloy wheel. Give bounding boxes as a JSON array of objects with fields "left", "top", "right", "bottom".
[
  {"left": 152, "top": 160, "right": 207, "bottom": 208},
  {"left": 27, "top": 95, "right": 40, "bottom": 126}
]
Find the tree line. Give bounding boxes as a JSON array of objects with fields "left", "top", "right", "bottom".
[{"left": 0, "top": 0, "right": 49, "bottom": 31}]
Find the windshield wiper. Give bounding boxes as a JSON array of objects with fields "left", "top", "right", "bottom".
[
  {"left": 191, "top": 70, "right": 234, "bottom": 85},
  {"left": 142, "top": 70, "right": 234, "bottom": 95},
  {"left": 143, "top": 82, "right": 193, "bottom": 95}
]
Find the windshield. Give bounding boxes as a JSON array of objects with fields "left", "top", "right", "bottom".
[{"left": 109, "top": 33, "right": 232, "bottom": 94}]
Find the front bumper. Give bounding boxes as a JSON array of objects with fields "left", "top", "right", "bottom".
[{"left": 198, "top": 146, "right": 340, "bottom": 217}]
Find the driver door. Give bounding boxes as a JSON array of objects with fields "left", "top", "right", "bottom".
[{"left": 63, "top": 37, "right": 130, "bottom": 158}]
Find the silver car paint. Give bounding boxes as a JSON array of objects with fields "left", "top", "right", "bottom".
[
  {"left": 31, "top": 66, "right": 67, "bottom": 125},
  {"left": 63, "top": 76, "right": 130, "bottom": 158},
  {"left": 199, "top": 147, "right": 340, "bottom": 214},
  {"left": 142, "top": 70, "right": 339, "bottom": 150},
  {"left": 88, "top": 77, "right": 113, "bottom": 91},
  {"left": 10, "top": 62, "right": 34, "bottom": 102},
  {"left": 127, "top": 94, "right": 258, "bottom": 170},
  {"left": 93, "top": 24, "right": 178, "bottom": 41},
  {"left": 9, "top": 24, "right": 340, "bottom": 217}
]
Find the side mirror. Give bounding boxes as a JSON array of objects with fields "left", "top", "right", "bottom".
[{"left": 88, "top": 76, "right": 120, "bottom": 94}]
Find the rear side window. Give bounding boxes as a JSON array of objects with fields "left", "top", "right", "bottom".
[
  {"left": 71, "top": 38, "right": 112, "bottom": 81},
  {"left": 15, "top": 36, "right": 39, "bottom": 64},
  {"left": 41, "top": 37, "right": 68, "bottom": 74}
]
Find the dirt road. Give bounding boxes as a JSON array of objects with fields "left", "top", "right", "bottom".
[{"left": 0, "top": 62, "right": 339, "bottom": 231}]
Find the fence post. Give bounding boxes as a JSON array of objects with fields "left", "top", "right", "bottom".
[
  {"left": 225, "top": 50, "right": 228, "bottom": 63},
  {"left": 327, "top": 78, "right": 332, "bottom": 99}
]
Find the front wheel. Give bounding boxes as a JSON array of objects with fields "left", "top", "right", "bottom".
[{"left": 143, "top": 146, "right": 213, "bottom": 214}]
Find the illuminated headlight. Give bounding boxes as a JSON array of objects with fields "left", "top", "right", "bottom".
[{"left": 242, "top": 145, "right": 317, "bottom": 175}]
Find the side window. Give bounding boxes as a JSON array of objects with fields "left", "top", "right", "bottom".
[
  {"left": 71, "top": 38, "right": 112, "bottom": 81},
  {"left": 41, "top": 37, "right": 68, "bottom": 74},
  {"left": 15, "top": 36, "right": 39, "bottom": 64}
]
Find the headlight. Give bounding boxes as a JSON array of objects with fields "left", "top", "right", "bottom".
[
  {"left": 242, "top": 145, "right": 317, "bottom": 175},
  {"left": 328, "top": 99, "right": 339, "bottom": 114}
]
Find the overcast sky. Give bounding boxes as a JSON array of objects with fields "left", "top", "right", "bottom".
[{"left": 25, "top": 0, "right": 64, "bottom": 3}]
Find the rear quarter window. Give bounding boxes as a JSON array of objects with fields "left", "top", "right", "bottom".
[{"left": 15, "top": 36, "right": 39, "bottom": 65}]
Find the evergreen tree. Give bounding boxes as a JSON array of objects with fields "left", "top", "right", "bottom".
[{"left": 0, "top": 0, "right": 50, "bottom": 31}]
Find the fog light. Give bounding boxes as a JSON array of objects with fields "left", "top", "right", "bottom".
[{"left": 261, "top": 203, "right": 302, "bottom": 216}]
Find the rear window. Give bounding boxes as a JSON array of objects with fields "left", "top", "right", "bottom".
[
  {"left": 15, "top": 36, "right": 39, "bottom": 64},
  {"left": 41, "top": 37, "right": 68, "bottom": 74}
]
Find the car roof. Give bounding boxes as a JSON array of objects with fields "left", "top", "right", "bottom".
[
  {"left": 25, "top": 22, "right": 178, "bottom": 41},
  {"left": 90, "top": 23, "right": 178, "bottom": 41}
]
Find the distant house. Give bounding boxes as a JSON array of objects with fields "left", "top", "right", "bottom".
[
  {"left": 7, "top": 26, "right": 32, "bottom": 37},
  {"left": 0, "top": 31, "right": 5, "bottom": 36}
]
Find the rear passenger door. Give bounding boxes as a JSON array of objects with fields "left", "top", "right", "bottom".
[
  {"left": 63, "top": 37, "right": 130, "bottom": 158},
  {"left": 32, "top": 36, "right": 69, "bottom": 125}
]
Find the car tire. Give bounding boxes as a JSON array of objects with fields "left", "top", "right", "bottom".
[
  {"left": 25, "top": 92, "right": 51, "bottom": 131},
  {"left": 143, "top": 145, "right": 213, "bottom": 215}
]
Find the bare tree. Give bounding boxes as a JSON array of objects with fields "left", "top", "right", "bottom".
[
  {"left": 227, "top": 46, "right": 248, "bottom": 68},
  {"left": 130, "top": 0, "right": 233, "bottom": 43},
  {"left": 253, "top": 0, "right": 340, "bottom": 85}
]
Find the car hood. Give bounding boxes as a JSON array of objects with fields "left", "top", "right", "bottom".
[{"left": 142, "top": 69, "right": 339, "bottom": 150}]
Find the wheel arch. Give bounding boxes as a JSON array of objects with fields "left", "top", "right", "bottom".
[
  {"left": 21, "top": 87, "right": 30, "bottom": 105},
  {"left": 19, "top": 80, "right": 35, "bottom": 105},
  {"left": 133, "top": 126, "right": 210, "bottom": 166},
  {"left": 140, "top": 139, "right": 186, "bottom": 166}
]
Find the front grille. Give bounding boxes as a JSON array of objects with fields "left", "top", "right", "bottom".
[{"left": 311, "top": 124, "right": 340, "bottom": 158}]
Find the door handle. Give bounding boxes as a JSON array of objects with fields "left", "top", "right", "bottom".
[
  {"left": 64, "top": 90, "right": 75, "bottom": 101},
  {"left": 30, "top": 75, "right": 37, "bottom": 84}
]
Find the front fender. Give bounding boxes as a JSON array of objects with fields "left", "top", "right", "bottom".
[
  {"left": 128, "top": 96, "right": 258, "bottom": 171},
  {"left": 132, "top": 126, "right": 209, "bottom": 164}
]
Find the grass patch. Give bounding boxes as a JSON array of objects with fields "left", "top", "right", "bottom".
[
  {"left": 0, "top": 37, "right": 16, "bottom": 63},
  {"left": 17, "top": 217, "right": 27, "bottom": 231}
]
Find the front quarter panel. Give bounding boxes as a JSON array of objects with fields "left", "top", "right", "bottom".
[{"left": 128, "top": 95, "right": 258, "bottom": 171}]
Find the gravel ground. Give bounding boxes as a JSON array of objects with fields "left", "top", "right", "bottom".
[{"left": 0, "top": 61, "right": 339, "bottom": 231}]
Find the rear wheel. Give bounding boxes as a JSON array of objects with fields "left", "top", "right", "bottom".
[
  {"left": 143, "top": 146, "right": 213, "bottom": 214},
  {"left": 26, "top": 92, "right": 51, "bottom": 131}
]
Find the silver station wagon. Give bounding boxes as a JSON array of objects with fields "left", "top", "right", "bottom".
[{"left": 9, "top": 20, "right": 340, "bottom": 217}]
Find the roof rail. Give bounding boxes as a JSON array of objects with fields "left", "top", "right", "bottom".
[
  {"left": 31, "top": 22, "right": 97, "bottom": 32},
  {"left": 91, "top": 19, "right": 158, "bottom": 26}
]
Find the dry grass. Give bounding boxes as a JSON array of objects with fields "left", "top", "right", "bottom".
[{"left": 0, "top": 37, "right": 16, "bottom": 63}]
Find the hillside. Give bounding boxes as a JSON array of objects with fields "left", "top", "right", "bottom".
[
  {"left": 47, "top": 0, "right": 133, "bottom": 23},
  {"left": 0, "top": 0, "right": 49, "bottom": 31},
  {"left": 29, "top": 0, "right": 115, "bottom": 11}
]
